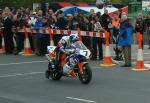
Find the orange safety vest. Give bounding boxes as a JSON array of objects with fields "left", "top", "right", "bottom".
[{"left": 112, "top": 18, "right": 120, "bottom": 27}]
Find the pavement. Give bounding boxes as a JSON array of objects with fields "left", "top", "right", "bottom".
[{"left": 0, "top": 45, "right": 150, "bottom": 103}]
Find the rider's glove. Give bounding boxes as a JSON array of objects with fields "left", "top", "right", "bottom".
[{"left": 70, "top": 49, "right": 75, "bottom": 54}]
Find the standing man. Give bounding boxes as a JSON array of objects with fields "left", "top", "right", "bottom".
[
  {"left": 135, "top": 13, "right": 144, "bottom": 49},
  {"left": 144, "top": 11, "right": 150, "bottom": 49},
  {"left": 0, "top": 9, "right": 3, "bottom": 49},
  {"left": 14, "top": 14, "right": 27, "bottom": 54},
  {"left": 92, "top": 15, "right": 104, "bottom": 60},
  {"left": 88, "top": 9, "right": 96, "bottom": 59},
  {"left": 118, "top": 13, "right": 134, "bottom": 67},
  {"left": 66, "top": 14, "right": 74, "bottom": 30},
  {"left": 101, "top": 9, "right": 111, "bottom": 31},
  {"left": 3, "top": 10, "right": 14, "bottom": 54},
  {"left": 111, "top": 12, "right": 123, "bottom": 60},
  {"left": 34, "top": 14, "right": 43, "bottom": 56}
]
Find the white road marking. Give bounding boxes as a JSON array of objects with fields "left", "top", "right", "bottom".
[
  {"left": 66, "top": 97, "right": 96, "bottom": 103},
  {"left": 145, "top": 61, "right": 150, "bottom": 64},
  {"left": 144, "top": 64, "right": 150, "bottom": 69},
  {"left": 143, "top": 53, "right": 150, "bottom": 55},
  {"left": 0, "top": 60, "right": 47, "bottom": 66},
  {"left": 0, "top": 72, "right": 44, "bottom": 78}
]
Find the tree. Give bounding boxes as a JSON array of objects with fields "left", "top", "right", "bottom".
[{"left": 111, "top": 0, "right": 132, "bottom": 4}]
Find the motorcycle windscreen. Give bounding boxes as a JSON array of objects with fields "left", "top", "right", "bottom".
[{"left": 73, "top": 41, "right": 91, "bottom": 59}]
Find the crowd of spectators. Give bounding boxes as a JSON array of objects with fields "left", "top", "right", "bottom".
[
  {"left": 0, "top": 7, "right": 111, "bottom": 58},
  {"left": 0, "top": 6, "right": 150, "bottom": 66}
]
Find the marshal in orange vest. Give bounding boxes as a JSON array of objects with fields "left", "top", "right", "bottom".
[{"left": 112, "top": 18, "right": 120, "bottom": 27}]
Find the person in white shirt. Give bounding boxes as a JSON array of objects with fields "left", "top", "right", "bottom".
[{"left": 91, "top": 15, "right": 104, "bottom": 60}]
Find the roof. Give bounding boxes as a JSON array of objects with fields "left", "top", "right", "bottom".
[
  {"left": 75, "top": 3, "right": 89, "bottom": 6},
  {"left": 57, "top": 2, "right": 73, "bottom": 7}
]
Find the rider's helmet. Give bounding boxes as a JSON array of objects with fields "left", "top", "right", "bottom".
[
  {"left": 69, "top": 33, "right": 79, "bottom": 43},
  {"left": 58, "top": 36, "right": 69, "bottom": 47}
]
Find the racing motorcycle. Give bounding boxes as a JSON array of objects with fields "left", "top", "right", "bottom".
[{"left": 45, "top": 41, "right": 92, "bottom": 84}]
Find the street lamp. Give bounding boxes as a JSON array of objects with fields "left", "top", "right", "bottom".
[
  {"left": 96, "top": 0, "right": 105, "bottom": 9},
  {"left": 96, "top": 0, "right": 111, "bottom": 9}
]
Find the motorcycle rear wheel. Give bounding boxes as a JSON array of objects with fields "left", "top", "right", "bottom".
[{"left": 78, "top": 64, "right": 92, "bottom": 84}]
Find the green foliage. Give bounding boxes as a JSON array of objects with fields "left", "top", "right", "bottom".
[{"left": 111, "top": 0, "right": 131, "bottom": 4}]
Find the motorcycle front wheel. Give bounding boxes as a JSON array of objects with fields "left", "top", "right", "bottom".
[
  {"left": 46, "top": 63, "right": 62, "bottom": 80},
  {"left": 51, "top": 69, "right": 62, "bottom": 80},
  {"left": 78, "top": 64, "right": 92, "bottom": 84}
]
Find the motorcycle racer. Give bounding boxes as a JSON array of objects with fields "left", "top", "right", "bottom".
[{"left": 62, "top": 33, "right": 80, "bottom": 77}]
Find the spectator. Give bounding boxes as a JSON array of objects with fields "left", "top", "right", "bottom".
[
  {"left": 81, "top": 15, "right": 91, "bottom": 51},
  {"left": 25, "top": 8, "right": 30, "bottom": 16},
  {"left": 111, "top": 12, "right": 123, "bottom": 61},
  {"left": 4, "top": 7, "right": 12, "bottom": 19},
  {"left": 21, "top": 7, "right": 27, "bottom": 21},
  {"left": 88, "top": 9, "right": 96, "bottom": 31},
  {"left": 135, "top": 13, "right": 144, "bottom": 49},
  {"left": 3, "top": 10, "right": 14, "bottom": 54},
  {"left": 76, "top": 12, "right": 87, "bottom": 31},
  {"left": 0, "top": 9, "right": 3, "bottom": 49},
  {"left": 88, "top": 9, "right": 96, "bottom": 56},
  {"left": 13, "top": 13, "right": 27, "bottom": 54},
  {"left": 47, "top": 15, "right": 56, "bottom": 28},
  {"left": 72, "top": 12, "right": 79, "bottom": 30},
  {"left": 144, "top": 11, "right": 150, "bottom": 49},
  {"left": 101, "top": 9, "right": 111, "bottom": 31},
  {"left": 34, "top": 14, "right": 44, "bottom": 56},
  {"left": 25, "top": 14, "right": 35, "bottom": 53},
  {"left": 118, "top": 13, "right": 134, "bottom": 67},
  {"left": 66, "top": 14, "right": 74, "bottom": 30},
  {"left": 55, "top": 10, "right": 67, "bottom": 29},
  {"left": 96, "top": 12, "right": 101, "bottom": 18},
  {"left": 28, "top": 11, "right": 37, "bottom": 26},
  {"left": 47, "top": 9, "right": 54, "bottom": 16},
  {"left": 92, "top": 15, "right": 104, "bottom": 60},
  {"left": 39, "top": 17, "right": 50, "bottom": 55},
  {"left": 13, "top": 9, "right": 21, "bottom": 22},
  {"left": 47, "top": 9, "right": 57, "bottom": 22},
  {"left": 28, "top": 11, "right": 38, "bottom": 54}
]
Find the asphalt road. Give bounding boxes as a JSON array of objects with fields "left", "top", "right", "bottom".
[{"left": 0, "top": 46, "right": 150, "bottom": 103}]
